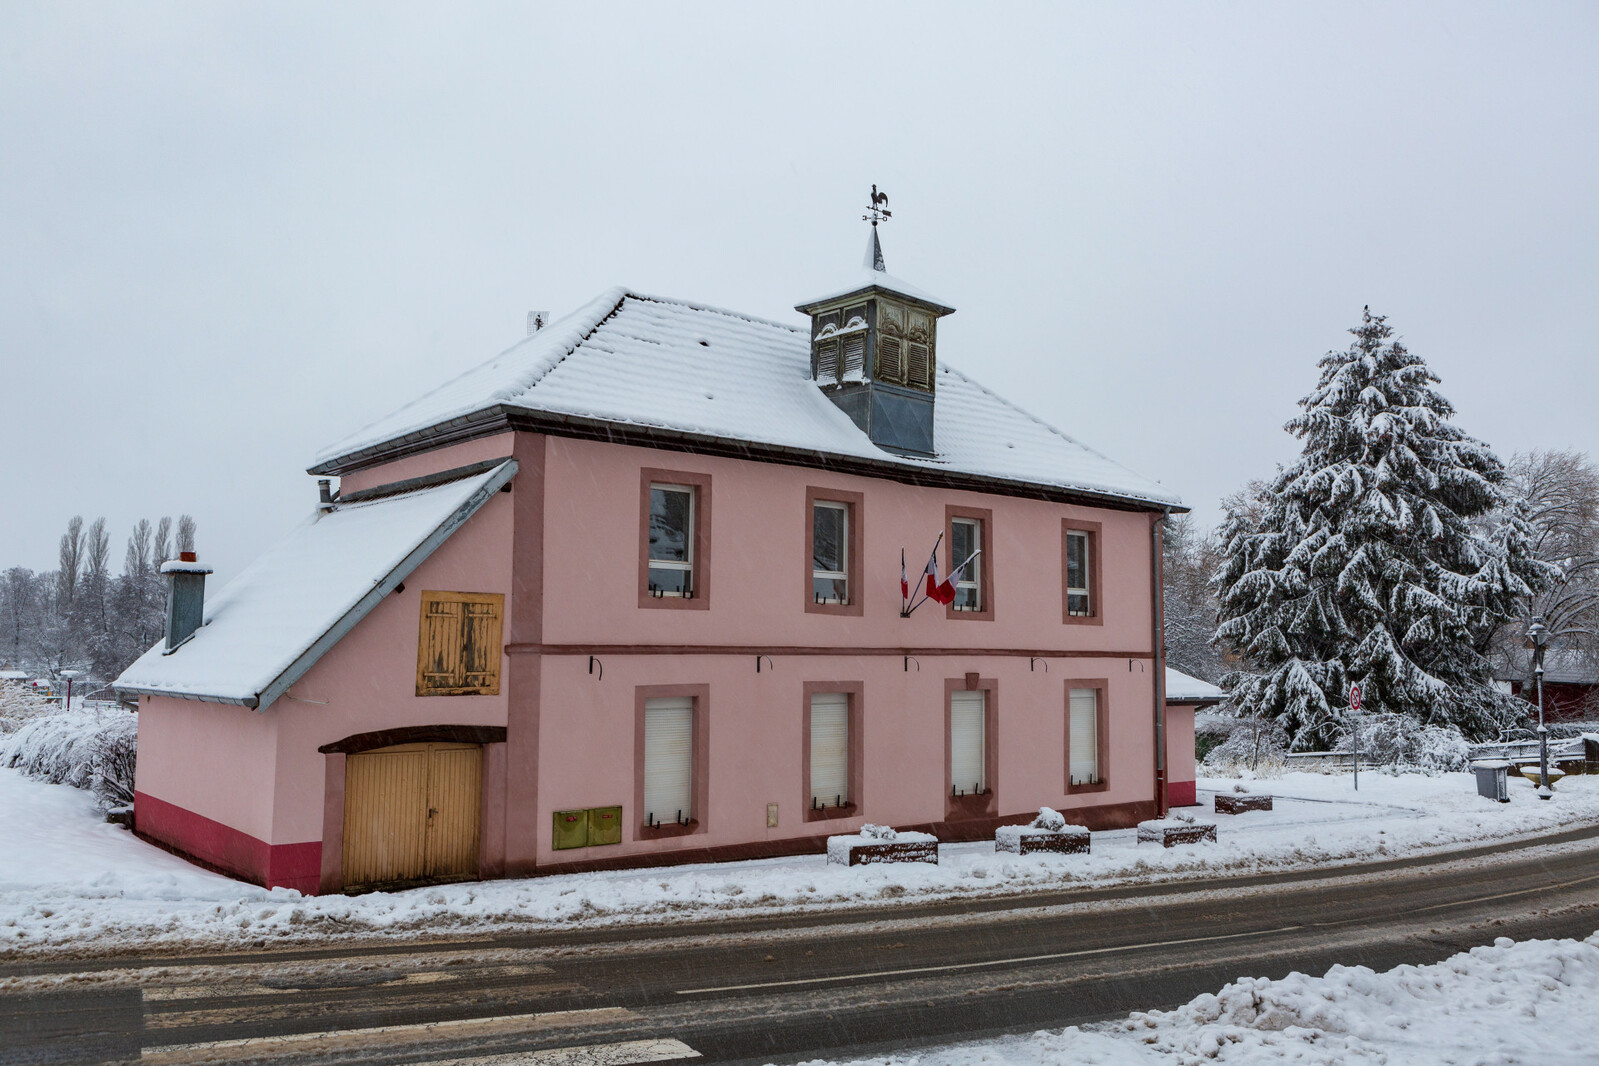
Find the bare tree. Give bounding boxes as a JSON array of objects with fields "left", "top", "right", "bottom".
[
  {"left": 152, "top": 517, "right": 172, "bottom": 570},
  {"left": 176, "top": 514, "right": 197, "bottom": 555},
  {"left": 55, "top": 516, "right": 84, "bottom": 612},
  {"left": 1492, "top": 450, "right": 1599, "bottom": 678},
  {"left": 1163, "top": 514, "right": 1226, "bottom": 683}
]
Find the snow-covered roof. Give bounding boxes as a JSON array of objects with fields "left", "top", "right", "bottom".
[
  {"left": 0, "top": 670, "right": 29, "bottom": 680},
  {"left": 1165, "top": 667, "right": 1225, "bottom": 704},
  {"left": 312, "top": 289, "right": 1181, "bottom": 511},
  {"left": 1494, "top": 649, "right": 1599, "bottom": 686},
  {"left": 115, "top": 460, "right": 517, "bottom": 709}
]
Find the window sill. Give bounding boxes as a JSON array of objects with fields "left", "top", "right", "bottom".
[
  {"left": 1062, "top": 612, "right": 1103, "bottom": 627},
  {"left": 1067, "top": 780, "right": 1110, "bottom": 794},
  {"left": 637, "top": 820, "right": 700, "bottom": 840},
  {"left": 639, "top": 588, "right": 709, "bottom": 611},
  {"left": 804, "top": 802, "right": 859, "bottom": 823}
]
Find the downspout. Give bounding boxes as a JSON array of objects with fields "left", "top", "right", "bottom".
[{"left": 1151, "top": 508, "right": 1171, "bottom": 817}]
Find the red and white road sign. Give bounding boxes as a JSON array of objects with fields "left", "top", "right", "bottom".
[{"left": 1350, "top": 684, "right": 1363, "bottom": 712}]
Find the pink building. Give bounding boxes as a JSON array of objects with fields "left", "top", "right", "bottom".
[{"left": 117, "top": 233, "right": 1191, "bottom": 894}]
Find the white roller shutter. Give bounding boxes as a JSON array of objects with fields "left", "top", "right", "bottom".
[
  {"left": 644, "top": 696, "right": 693, "bottom": 825},
  {"left": 1069, "top": 688, "right": 1099, "bottom": 785},
  {"left": 950, "top": 690, "right": 986, "bottom": 795},
  {"left": 810, "top": 693, "right": 849, "bottom": 808}
]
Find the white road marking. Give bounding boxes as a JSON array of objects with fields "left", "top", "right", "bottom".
[
  {"left": 140, "top": 1007, "right": 634, "bottom": 1063},
  {"left": 1408, "top": 871, "right": 1599, "bottom": 914},
  {"left": 676, "top": 924, "right": 1305, "bottom": 995},
  {"left": 417, "top": 1038, "right": 701, "bottom": 1065}
]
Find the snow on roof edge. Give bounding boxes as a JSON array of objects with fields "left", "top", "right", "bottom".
[
  {"left": 310, "top": 290, "right": 629, "bottom": 468},
  {"left": 115, "top": 459, "right": 518, "bottom": 710}
]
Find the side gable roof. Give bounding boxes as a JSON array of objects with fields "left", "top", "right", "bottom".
[
  {"left": 115, "top": 459, "right": 516, "bottom": 710},
  {"left": 1165, "top": 667, "right": 1225, "bottom": 705},
  {"left": 311, "top": 290, "right": 1183, "bottom": 512}
]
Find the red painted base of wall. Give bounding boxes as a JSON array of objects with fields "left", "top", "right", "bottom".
[
  {"left": 134, "top": 792, "right": 322, "bottom": 894},
  {"left": 1166, "top": 780, "right": 1197, "bottom": 807}
]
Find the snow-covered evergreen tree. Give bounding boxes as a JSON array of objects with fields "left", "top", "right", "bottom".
[{"left": 1215, "top": 309, "right": 1554, "bottom": 744}]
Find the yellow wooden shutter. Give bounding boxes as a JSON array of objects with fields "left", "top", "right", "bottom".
[{"left": 417, "top": 591, "right": 504, "bottom": 695}]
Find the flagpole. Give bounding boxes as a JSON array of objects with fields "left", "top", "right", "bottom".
[{"left": 902, "top": 532, "right": 944, "bottom": 617}]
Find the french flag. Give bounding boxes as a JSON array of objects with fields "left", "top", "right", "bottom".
[{"left": 922, "top": 550, "right": 943, "bottom": 603}]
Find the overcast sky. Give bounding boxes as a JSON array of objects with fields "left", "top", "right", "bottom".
[{"left": 2, "top": 3, "right": 1595, "bottom": 581}]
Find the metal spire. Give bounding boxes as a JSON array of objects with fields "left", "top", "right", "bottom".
[{"left": 862, "top": 184, "right": 890, "bottom": 272}]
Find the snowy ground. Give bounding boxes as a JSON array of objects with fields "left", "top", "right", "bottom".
[
  {"left": 3, "top": 766, "right": 1598, "bottom": 959},
  {"left": 793, "top": 931, "right": 1599, "bottom": 1066}
]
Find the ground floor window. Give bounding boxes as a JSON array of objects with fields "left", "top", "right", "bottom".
[
  {"left": 643, "top": 696, "right": 693, "bottom": 826},
  {"left": 809, "top": 692, "right": 849, "bottom": 809},
  {"left": 950, "top": 689, "right": 987, "bottom": 795},
  {"left": 1069, "top": 686, "right": 1103, "bottom": 787}
]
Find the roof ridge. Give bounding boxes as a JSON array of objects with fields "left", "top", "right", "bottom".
[
  {"left": 312, "top": 288, "right": 628, "bottom": 467},
  {"left": 624, "top": 290, "right": 807, "bottom": 335}
]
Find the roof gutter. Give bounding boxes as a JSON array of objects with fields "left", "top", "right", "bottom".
[{"left": 310, "top": 405, "right": 1187, "bottom": 516}]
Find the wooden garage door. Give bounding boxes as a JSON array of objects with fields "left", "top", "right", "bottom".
[{"left": 343, "top": 742, "right": 482, "bottom": 890}]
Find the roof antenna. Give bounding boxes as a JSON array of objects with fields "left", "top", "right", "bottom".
[{"left": 862, "top": 185, "right": 890, "bottom": 272}]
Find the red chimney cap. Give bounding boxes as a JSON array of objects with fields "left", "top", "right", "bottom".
[{"left": 179, "top": 551, "right": 197, "bottom": 562}]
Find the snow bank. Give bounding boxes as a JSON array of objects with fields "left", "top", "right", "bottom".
[
  {"left": 0, "top": 705, "right": 137, "bottom": 807},
  {"left": 5, "top": 769, "right": 1599, "bottom": 959},
  {"left": 792, "top": 932, "right": 1599, "bottom": 1065}
]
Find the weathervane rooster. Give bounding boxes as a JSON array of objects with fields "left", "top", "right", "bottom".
[{"left": 863, "top": 184, "right": 892, "bottom": 227}]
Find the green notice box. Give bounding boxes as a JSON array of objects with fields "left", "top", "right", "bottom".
[{"left": 552, "top": 809, "right": 588, "bottom": 850}]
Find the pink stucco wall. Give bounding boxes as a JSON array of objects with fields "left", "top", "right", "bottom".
[
  {"left": 138, "top": 427, "right": 1166, "bottom": 889},
  {"left": 522, "top": 436, "right": 1161, "bottom": 866},
  {"left": 1165, "top": 704, "right": 1197, "bottom": 806},
  {"left": 538, "top": 437, "right": 1156, "bottom": 652}
]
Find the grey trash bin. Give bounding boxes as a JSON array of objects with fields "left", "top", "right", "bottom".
[{"left": 1472, "top": 760, "right": 1510, "bottom": 803}]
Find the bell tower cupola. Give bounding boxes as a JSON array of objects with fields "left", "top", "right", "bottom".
[{"left": 795, "top": 187, "right": 955, "bottom": 457}]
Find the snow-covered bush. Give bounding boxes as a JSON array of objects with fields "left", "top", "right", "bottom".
[
  {"left": 1202, "top": 715, "right": 1288, "bottom": 776},
  {"left": 0, "top": 703, "right": 138, "bottom": 807},
  {"left": 1335, "top": 713, "right": 1469, "bottom": 773},
  {"left": 0, "top": 682, "right": 56, "bottom": 733},
  {"left": 1194, "top": 712, "right": 1236, "bottom": 763}
]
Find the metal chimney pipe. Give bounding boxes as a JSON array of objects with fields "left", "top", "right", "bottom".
[{"left": 160, "top": 551, "right": 214, "bottom": 654}]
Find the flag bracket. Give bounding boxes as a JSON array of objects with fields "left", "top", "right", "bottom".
[{"left": 904, "top": 655, "right": 920, "bottom": 673}]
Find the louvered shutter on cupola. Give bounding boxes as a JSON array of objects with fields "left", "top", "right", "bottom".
[
  {"left": 841, "top": 333, "right": 865, "bottom": 380},
  {"left": 809, "top": 693, "right": 849, "bottom": 807},
  {"left": 907, "top": 342, "right": 931, "bottom": 388},
  {"left": 644, "top": 697, "right": 693, "bottom": 824},
  {"left": 815, "top": 338, "right": 840, "bottom": 384},
  {"left": 877, "top": 337, "right": 903, "bottom": 382},
  {"left": 1069, "top": 688, "right": 1099, "bottom": 785},
  {"left": 950, "top": 690, "right": 986, "bottom": 794}
]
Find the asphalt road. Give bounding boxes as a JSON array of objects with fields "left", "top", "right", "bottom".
[{"left": 5, "top": 825, "right": 1599, "bottom": 1066}]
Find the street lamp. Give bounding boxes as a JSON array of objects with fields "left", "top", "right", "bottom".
[
  {"left": 59, "top": 669, "right": 82, "bottom": 713},
  {"left": 1525, "top": 618, "right": 1551, "bottom": 800}
]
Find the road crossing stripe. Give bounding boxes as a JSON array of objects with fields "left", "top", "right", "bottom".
[
  {"left": 675, "top": 924, "right": 1305, "bottom": 994},
  {"left": 415, "top": 1039, "right": 701, "bottom": 1065},
  {"left": 140, "top": 1007, "right": 635, "bottom": 1064}
]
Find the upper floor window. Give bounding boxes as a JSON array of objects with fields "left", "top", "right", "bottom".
[
  {"left": 1066, "top": 531, "right": 1090, "bottom": 615},
  {"left": 648, "top": 484, "right": 695, "bottom": 596},
  {"left": 806, "top": 488, "right": 863, "bottom": 616},
  {"left": 950, "top": 517, "right": 982, "bottom": 612},
  {"left": 1062, "top": 520, "right": 1101, "bottom": 624},
  {"left": 812, "top": 502, "right": 849, "bottom": 604}
]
